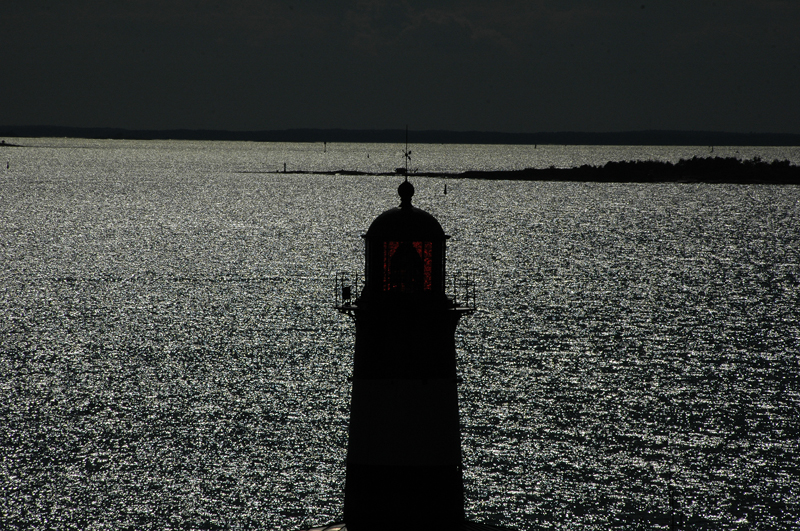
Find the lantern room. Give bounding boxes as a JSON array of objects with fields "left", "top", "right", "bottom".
[{"left": 362, "top": 179, "right": 447, "bottom": 299}]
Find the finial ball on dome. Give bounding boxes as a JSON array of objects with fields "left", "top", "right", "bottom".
[{"left": 398, "top": 179, "right": 414, "bottom": 207}]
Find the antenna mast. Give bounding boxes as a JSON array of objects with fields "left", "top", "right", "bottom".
[{"left": 404, "top": 125, "right": 410, "bottom": 177}]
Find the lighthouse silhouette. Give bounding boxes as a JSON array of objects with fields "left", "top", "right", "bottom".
[{"left": 303, "top": 178, "right": 509, "bottom": 531}]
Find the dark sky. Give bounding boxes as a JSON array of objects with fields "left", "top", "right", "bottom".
[{"left": 4, "top": 1, "right": 799, "bottom": 133}]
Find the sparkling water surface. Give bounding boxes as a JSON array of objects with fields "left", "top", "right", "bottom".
[{"left": 1, "top": 139, "right": 799, "bottom": 530}]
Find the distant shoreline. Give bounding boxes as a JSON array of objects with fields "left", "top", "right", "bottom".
[
  {"left": 2, "top": 126, "right": 800, "bottom": 146},
  {"left": 245, "top": 156, "right": 800, "bottom": 185}
]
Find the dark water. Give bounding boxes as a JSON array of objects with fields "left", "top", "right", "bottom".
[{"left": 1, "top": 140, "right": 798, "bottom": 530}]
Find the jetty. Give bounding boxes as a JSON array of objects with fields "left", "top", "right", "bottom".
[{"left": 248, "top": 156, "right": 800, "bottom": 185}]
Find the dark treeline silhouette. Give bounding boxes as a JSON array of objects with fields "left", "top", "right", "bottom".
[
  {"left": 459, "top": 156, "right": 800, "bottom": 184},
  {"left": 2, "top": 126, "right": 800, "bottom": 146}
]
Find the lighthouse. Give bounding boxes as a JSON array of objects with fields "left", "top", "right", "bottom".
[{"left": 335, "top": 179, "right": 475, "bottom": 531}]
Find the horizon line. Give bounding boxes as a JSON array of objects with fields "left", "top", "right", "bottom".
[{"left": 2, "top": 126, "right": 799, "bottom": 146}]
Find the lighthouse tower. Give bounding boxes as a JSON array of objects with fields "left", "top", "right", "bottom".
[{"left": 335, "top": 179, "right": 474, "bottom": 531}]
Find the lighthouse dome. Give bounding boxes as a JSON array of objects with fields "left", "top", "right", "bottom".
[{"left": 365, "top": 180, "right": 446, "bottom": 241}]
